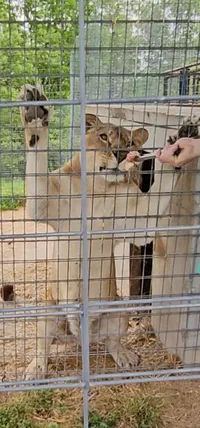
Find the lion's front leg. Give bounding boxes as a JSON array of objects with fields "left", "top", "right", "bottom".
[
  {"left": 52, "top": 238, "right": 82, "bottom": 337},
  {"left": 19, "top": 84, "right": 60, "bottom": 229},
  {"left": 25, "top": 316, "right": 57, "bottom": 380},
  {"left": 54, "top": 237, "right": 114, "bottom": 337}
]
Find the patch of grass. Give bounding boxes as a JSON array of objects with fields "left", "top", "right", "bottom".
[
  {"left": 88, "top": 411, "right": 119, "bottom": 427},
  {"left": 0, "top": 389, "right": 164, "bottom": 428},
  {"left": 0, "top": 401, "right": 37, "bottom": 428},
  {"left": 26, "top": 389, "right": 55, "bottom": 414},
  {"left": 0, "top": 390, "right": 73, "bottom": 428},
  {"left": 0, "top": 390, "right": 59, "bottom": 428},
  {"left": 0, "top": 178, "right": 25, "bottom": 210},
  {"left": 76, "top": 395, "right": 163, "bottom": 428},
  {"left": 123, "top": 395, "right": 164, "bottom": 428}
]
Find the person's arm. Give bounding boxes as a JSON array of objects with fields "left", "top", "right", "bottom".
[{"left": 155, "top": 137, "right": 200, "bottom": 167}]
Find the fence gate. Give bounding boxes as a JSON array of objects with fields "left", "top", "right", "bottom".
[{"left": 0, "top": 0, "right": 200, "bottom": 427}]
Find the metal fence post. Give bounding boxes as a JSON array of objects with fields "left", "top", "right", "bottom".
[
  {"left": 183, "top": 158, "right": 200, "bottom": 363},
  {"left": 79, "top": 0, "right": 90, "bottom": 426}
]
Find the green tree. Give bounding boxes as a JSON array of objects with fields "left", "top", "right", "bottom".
[
  {"left": 0, "top": 0, "right": 82, "bottom": 177},
  {"left": 77, "top": 0, "right": 200, "bottom": 98}
]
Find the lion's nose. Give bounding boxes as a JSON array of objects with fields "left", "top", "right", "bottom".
[{"left": 29, "top": 135, "right": 39, "bottom": 147}]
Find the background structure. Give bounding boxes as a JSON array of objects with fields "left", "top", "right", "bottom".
[{"left": 0, "top": 0, "right": 200, "bottom": 427}]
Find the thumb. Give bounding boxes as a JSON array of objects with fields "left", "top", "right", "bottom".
[
  {"left": 170, "top": 141, "right": 180, "bottom": 154},
  {"left": 155, "top": 149, "right": 162, "bottom": 159}
]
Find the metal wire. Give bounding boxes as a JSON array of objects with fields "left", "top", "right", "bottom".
[
  {"left": 0, "top": 0, "right": 200, "bottom": 426},
  {"left": 0, "top": 94, "right": 200, "bottom": 109}
]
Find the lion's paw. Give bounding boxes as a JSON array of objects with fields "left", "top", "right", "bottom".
[{"left": 24, "top": 356, "right": 47, "bottom": 381}]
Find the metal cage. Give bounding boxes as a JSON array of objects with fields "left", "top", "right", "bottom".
[{"left": 0, "top": 0, "right": 200, "bottom": 426}]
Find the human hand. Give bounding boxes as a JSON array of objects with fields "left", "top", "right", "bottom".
[
  {"left": 125, "top": 150, "right": 140, "bottom": 170},
  {"left": 156, "top": 138, "right": 200, "bottom": 167}
]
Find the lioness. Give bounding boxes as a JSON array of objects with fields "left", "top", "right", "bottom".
[{"left": 20, "top": 84, "right": 178, "bottom": 379}]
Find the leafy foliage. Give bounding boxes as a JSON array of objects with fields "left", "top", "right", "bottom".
[
  {"left": 0, "top": 0, "right": 80, "bottom": 182},
  {"left": 0, "top": 178, "right": 24, "bottom": 210}
]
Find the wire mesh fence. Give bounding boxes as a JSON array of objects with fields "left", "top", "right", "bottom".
[{"left": 0, "top": 0, "right": 200, "bottom": 426}]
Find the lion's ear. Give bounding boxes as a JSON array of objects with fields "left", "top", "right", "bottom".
[
  {"left": 124, "top": 128, "right": 149, "bottom": 148},
  {"left": 132, "top": 128, "right": 149, "bottom": 148},
  {"left": 85, "top": 114, "right": 103, "bottom": 131}
]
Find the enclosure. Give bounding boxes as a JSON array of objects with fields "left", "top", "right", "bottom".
[{"left": 0, "top": 0, "right": 200, "bottom": 427}]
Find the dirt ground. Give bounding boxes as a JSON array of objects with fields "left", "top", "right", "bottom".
[
  {"left": 0, "top": 207, "right": 54, "bottom": 381},
  {"left": 0, "top": 208, "right": 200, "bottom": 427}
]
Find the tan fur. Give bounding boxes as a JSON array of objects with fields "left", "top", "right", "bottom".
[
  {"left": 20, "top": 84, "right": 180, "bottom": 380},
  {"left": 154, "top": 233, "right": 166, "bottom": 257}
]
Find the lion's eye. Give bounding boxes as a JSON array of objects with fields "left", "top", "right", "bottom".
[{"left": 100, "top": 133, "right": 108, "bottom": 142}]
